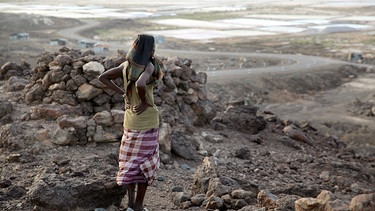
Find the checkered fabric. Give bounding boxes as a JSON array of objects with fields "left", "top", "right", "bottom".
[{"left": 116, "top": 128, "right": 160, "bottom": 186}]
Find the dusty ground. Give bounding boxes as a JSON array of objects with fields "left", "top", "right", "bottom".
[
  {"left": 1, "top": 10, "right": 374, "bottom": 145},
  {"left": 1, "top": 3, "right": 375, "bottom": 210}
]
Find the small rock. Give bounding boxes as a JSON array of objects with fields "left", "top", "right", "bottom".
[
  {"left": 173, "top": 192, "right": 190, "bottom": 206},
  {"left": 205, "top": 195, "right": 224, "bottom": 210},
  {"left": 0, "top": 179, "right": 12, "bottom": 188},
  {"left": 319, "top": 171, "right": 330, "bottom": 182},
  {"left": 234, "top": 199, "right": 249, "bottom": 210},
  {"left": 232, "top": 189, "right": 255, "bottom": 199},
  {"left": 156, "top": 176, "right": 165, "bottom": 181},
  {"left": 180, "top": 163, "right": 190, "bottom": 170},
  {"left": 249, "top": 135, "right": 263, "bottom": 144},
  {"left": 6, "top": 154, "right": 21, "bottom": 162},
  {"left": 257, "top": 190, "right": 278, "bottom": 210},
  {"left": 171, "top": 186, "right": 184, "bottom": 192},
  {"left": 191, "top": 194, "right": 206, "bottom": 206},
  {"left": 234, "top": 147, "right": 251, "bottom": 160}
]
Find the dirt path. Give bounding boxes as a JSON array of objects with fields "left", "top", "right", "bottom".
[
  {"left": 56, "top": 18, "right": 375, "bottom": 146},
  {"left": 158, "top": 49, "right": 347, "bottom": 82},
  {"left": 57, "top": 19, "right": 368, "bottom": 81},
  {"left": 58, "top": 19, "right": 99, "bottom": 42}
]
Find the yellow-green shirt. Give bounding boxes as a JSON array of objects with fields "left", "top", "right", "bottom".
[{"left": 122, "top": 61, "right": 159, "bottom": 130}]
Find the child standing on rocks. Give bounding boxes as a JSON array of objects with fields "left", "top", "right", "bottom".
[{"left": 98, "top": 34, "right": 163, "bottom": 211}]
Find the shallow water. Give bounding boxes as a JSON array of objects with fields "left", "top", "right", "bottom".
[{"left": 0, "top": 0, "right": 374, "bottom": 40}]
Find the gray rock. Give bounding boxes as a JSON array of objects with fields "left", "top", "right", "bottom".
[
  {"left": 171, "top": 186, "right": 184, "bottom": 192},
  {"left": 110, "top": 109, "right": 124, "bottom": 124},
  {"left": 271, "top": 183, "right": 320, "bottom": 198},
  {"left": 24, "top": 83, "right": 45, "bottom": 103},
  {"left": 93, "top": 110, "right": 113, "bottom": 126},
  {"left": 93, "top": 93, "right": 112, "bottom": 106},
  {"left": 207, "top": 178, "right": 231, "bottom": 197},
  {"left": 239, "top": 205, "right": 266, "bottom": 211},
  {"left": 232, "top": 189, "right": 256, "bottom": 199},
  {"left": 29, "top": 104, "right": 82, "bottom": 120},
  {"left": 213, "top": 104, "right": 266, "bottom": 134},
  {"left": 51, "top": 127, "right": 77, "bottom": 145},
  {"left": 7, "top": 76, "right": 28, "bottom": 91},
  {"left": 51, "top": 89, "right": 77, "bottom": 106},
  {"left": 234, "top": 147, "right": 251, "bottom": 160},
  {"left": 275, "top": 195, "right": 300, "bottom": 211},
  {"left": 76, "top": 83, "right": 103, "bottom": 101},
  {"left": 93, "top": 125, "right": 120, "bottom": 143},
  {"left": 191, "top": 194, "right": 206, "bottom": 206},
  {"left": 57, "top": 115, "right": 87, "bottom": 129},
  {"left": 0, "top": 61, "right": 30, "bottom": 80},
  {"left": 205, "top": 195, "right": 224, "bottom": 210},
  {"left": 82, "top": 61, "right": 105, "bottom": 81},
  {"left": 42, "top": 67, "right": 65, "bottom": 90},
  {"left": 28, "top": 168, "right": 125, "bottom": 211},
  {"left": 158, "top": 122, "right": 172, "bottom": 154},
  {"left": 234, "top": 199, "right": 249, "bottom": 210},
  {"left": 49, "top": 54, "right": 73, "bottom": 67},
  {"left": 5, "top": 185, "right": 27, "bottom": 200},
  {"left": 170, "top": 131, "right": 196, "bottom": 160},
  {"left": 173, "top": 192, "right": 190, "bottom": 206},
  {"left": 276, "top": 135, "right": 302, "bottom": 149},
  {"left": 0, "top": 101, "right": 13, "bottom": 124},
  {"left": 283, "top": 125, "right": 313, "bottom": 146},
  {"left": 71, "top": 74, "right": 87, "bottom": 88},
  {"left": 349, "top": 193, "right": 375, "bottom": 211},
  {"left": 257, "top": 190, "right": 278, "bottom": 210}
]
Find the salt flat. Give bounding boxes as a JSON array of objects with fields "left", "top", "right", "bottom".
[{"left": 0, "top": 0, "right": 374, "bottom": 40}]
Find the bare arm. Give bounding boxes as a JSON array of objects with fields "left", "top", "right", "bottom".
[
  {"left": 98, "top": 64, "right": 125, "bottom": 96},
  {"left": 133, "top": 62, "right": 154, "bottom": 115}
]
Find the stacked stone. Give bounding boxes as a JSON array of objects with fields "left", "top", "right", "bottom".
[
  {"left": 21, "top": 47, "right": 216, "bottom": 147},
  {"left": 23, "top": 47, "right": 125, "bottom": 109},
  {"left": 157, "top": 56, "right": 216, "bottom": 128},
  {"left": 172, "top": 157, "right": 375, "bottom": 211},
  {"left": 0, "top": 61, "right": 32, "bottom": 81}
]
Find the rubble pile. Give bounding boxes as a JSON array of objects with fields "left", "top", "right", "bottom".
[
  {"left": 169, "top": 115, "right": 375, "bottom": 211},
  {"left": 13, "top": 47, "right": 216, "bottom": 147},
  {"left": 0, "top": 48, "right": 374, "bottom": 211}
]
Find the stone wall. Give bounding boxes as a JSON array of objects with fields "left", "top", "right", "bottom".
[{"left": 20, "top": 47, "right": 216, "bottom": 149}]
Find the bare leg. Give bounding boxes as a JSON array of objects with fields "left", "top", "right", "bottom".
[
  {"left": 126, "top": 184, "right": 136, "bottom": 209},
  {"left": 134, "top": 182, "right": 148, "bottom": 211}
]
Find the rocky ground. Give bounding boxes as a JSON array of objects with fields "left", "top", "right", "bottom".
[{"left": 1, "top": 10, "right": 375, "bottom": 211}]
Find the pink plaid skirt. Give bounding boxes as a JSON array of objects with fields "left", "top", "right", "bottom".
[{"left": 116, "top": 128, "right": 160, "bottom": 186}]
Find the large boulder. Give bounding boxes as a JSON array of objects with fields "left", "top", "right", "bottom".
[
  {"left": 28, "top": 167, "right": 125, "bottom": 210},
  {"left": 212, "top": 104, "right": 266, "bottom": 134},
  {"left": 170, "top": 131, "right": 197, "bottom": 160}
]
